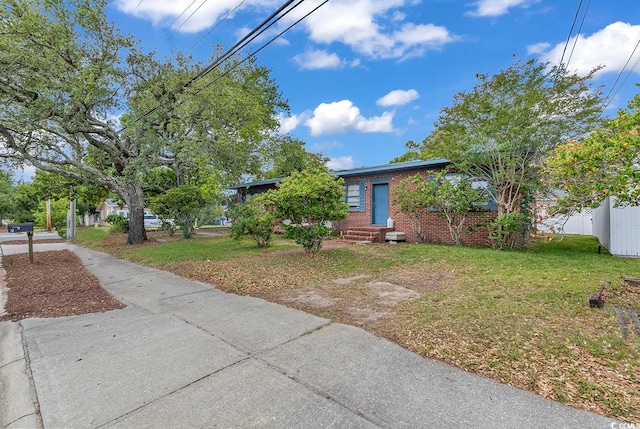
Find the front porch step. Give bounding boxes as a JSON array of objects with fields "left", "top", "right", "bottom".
[{"left": 342, "top": 226, "right": 394, "bottom": 243}]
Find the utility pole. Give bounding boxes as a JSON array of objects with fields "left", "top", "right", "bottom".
[{"left": 46, "top": 198, "right": 52, "bottom": 231}]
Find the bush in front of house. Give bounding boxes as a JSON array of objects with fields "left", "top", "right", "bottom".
[
  {"left": 229, "top": 194, "right": 275, "bottom": 248},
  {"left": 268, "top": 168, "right": 347, "bottom": 253}
]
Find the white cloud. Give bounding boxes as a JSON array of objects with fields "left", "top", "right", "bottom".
[
  {"left": 113, "top": 0, "right": 252, "bottom": 32},
  {"left": 327, "top": 156, "right": 356, "bottom": 170},
  {"left": 276, "top": 113, "right": 301, "bottom": 134},
  {"left": 466, "top": 0, "right": 530, "bottom": 18},
  {"left": 293, "top": 49, "right": 343, "bottom": 70},
  {"left": 377, "top": 89, "right": 419, "bottom": 107},
  {"left": 305, "top": 100, "right": 394, "bottom": 136},
  {"left": 526, "top": 42, "right": 550, "bottom": 55},
  {"left": 286, "top": 0, "right": 458, "bottom": 60},
  {"left": 115, "top": 0, "right": 458, "bottom": 60},
  {"left": 535, "top": 22, "right": 640, "bottom": 76}
]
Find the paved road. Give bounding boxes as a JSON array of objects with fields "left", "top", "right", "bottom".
[
  {"left": 0, "top": 230, "right": 63, "bottom": 243},
  {"left": 0, "top": 242, "right": 618, "bottom": 428}
]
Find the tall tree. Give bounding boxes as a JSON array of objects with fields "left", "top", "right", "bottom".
[
  {"left": 122, "top": 51, "right": 288, "bottom": 188},
  {"left": 546, "top": 92, "right": 640, "bottom": 212},
  {"left": 0, "top": 0, "right": 287, "bottom": 244},
  {"left": 261, "top": 135, "right": 327, "bottom": 179},
  {"left": 0, "top": 169, "right": 14, "bottom": 225},
  {"left": 415, "top": 59, "right": 604, "bottom": 247}
]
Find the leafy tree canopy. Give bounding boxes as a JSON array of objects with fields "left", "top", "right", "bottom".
[
  {"left": 261, "top": 135, "right": 327, "bottom": 179},
  {"left": 408, "top": 59, "right": 605, "bottom": 221},
  {"left": 0, "top": 0, "right": 288, "bottom": 244},
  {"left": 0, "top": 169, "right": 14, "bottom": 224},
  {"left": 546, "top": 91, "right": 640, "bottom": 213}
]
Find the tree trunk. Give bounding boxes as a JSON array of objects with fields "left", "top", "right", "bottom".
[{"left": 121, "top": 183, "right": 147, "bottom": 244}]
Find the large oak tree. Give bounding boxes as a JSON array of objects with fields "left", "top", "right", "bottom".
[{"left": 0, "top": 0, "right": 287, "bottom": 244}]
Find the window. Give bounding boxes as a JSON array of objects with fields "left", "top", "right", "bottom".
[
  {"left": 346, "top": 183, "right": 360, "bottom": 210},
  {"left": 344, "top": 181, "right": 365, "bottom": 212}
]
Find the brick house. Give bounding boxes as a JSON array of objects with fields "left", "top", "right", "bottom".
[{"left": 232, "top": 159, "right": 498, "bottom": 245}]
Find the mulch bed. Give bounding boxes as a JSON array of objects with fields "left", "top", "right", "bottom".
[{"left": 0, "top": 250, "right": 125, "bottom": 322}]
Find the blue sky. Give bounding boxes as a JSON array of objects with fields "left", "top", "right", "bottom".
[{"left": 17, "top": 0, "right": 640, "bottom": 180}]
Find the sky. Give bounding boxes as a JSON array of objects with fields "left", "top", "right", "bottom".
[{"left": 12, "top": 0, "right": 640, "bottom": 180}]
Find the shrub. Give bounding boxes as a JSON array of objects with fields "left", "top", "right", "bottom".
[
  {"left": 229, "top": 195, "right": 275, "bottom": 248},
  {"left": 269, "top": 168, "right": 347, "bottom": 253},
  {"left": 488, "top": 212, "right": 529, "bottom": 250},
  {"left": 104, "top": 214, "right": 129, "bottom": 234}
]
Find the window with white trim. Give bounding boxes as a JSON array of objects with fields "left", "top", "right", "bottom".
[{"left": 346, "top": 183, "right": 360, "bottom": 210}]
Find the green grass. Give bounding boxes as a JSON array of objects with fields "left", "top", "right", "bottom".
[
  {"left": 75, "top": 226, "right": 298, "bottom": 264},
  {"left": 73, "top": 225, "right": 110, "bottom": 245},
  {"left": 73, "top": 228, "right": 640, "bottom": 421}
]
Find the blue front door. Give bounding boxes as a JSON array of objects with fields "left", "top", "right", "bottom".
[{"left": 372, "top": 183, "right": 389, "bottom": 225}]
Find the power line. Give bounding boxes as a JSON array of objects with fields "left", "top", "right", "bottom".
[
  {"left": 602, "top": 38, "right": 640, "bottom": 110},
  {"left": 189, "top": 0, "right": 248, "bottom": 52},
  {"left": 164, "top": 0, "right": 199, "bottom": 32},
  {"left": 566, "top": 0, "right": 590, "bottom": 69},
  {"left": 559, "top": 0, "right": 583, "bottom": 68},
  {"left": 196, "top": 0, "right": 328, "bottom": 95},
  {"left": 166, "top": 0, "right": 210, "bottom": 41},
  {"left": 119, "top": 0, "right": 321, "bottom": 132}
]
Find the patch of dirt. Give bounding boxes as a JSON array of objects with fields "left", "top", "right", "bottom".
[
  {"left": 273, "top": 272, "right": 427, "bottom": 329},
  {"left": 0, "top": 250, "right": 125, "bottom": 322},
  {"left": 380, "top": 268, "right": 457, "bottom": 292}
]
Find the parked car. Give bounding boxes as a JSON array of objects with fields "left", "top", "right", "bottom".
[{"left": 144, "top": 215, "right": 174, "bottom": 229}]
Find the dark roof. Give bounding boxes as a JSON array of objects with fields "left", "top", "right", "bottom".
[
  {"left": 228, "top": 177, "right": 282, "bottom": 189},
  {"left": 230, "top": 158, "right": 450, "bottom": 189},
  {"left": 333, "top": 158, "right": 450, "bottom": 178}
]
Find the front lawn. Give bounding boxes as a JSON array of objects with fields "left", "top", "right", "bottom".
[{"left": 75, "top": 228, "right": 640, "bottom": 422}]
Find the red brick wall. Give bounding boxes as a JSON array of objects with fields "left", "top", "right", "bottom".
[{"left": 332, "top": 170, "right": 497, "bottom": 246}]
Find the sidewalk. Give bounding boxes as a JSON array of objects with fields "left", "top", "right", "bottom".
[{"left": 0, "top": 242, "right": 618, "bottom": 428}]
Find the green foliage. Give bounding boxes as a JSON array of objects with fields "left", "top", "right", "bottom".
[
  {"left": 33, "top": 198, "right": 69, "bottom": 238},
  {"left": 0, "top": 1, "right": 287, "bottom": 244},
  {"left": 143, "top": 167, "right": 178, "bottom": 201},
  {"left": 394, "top": 172, "right": 485, "bottom": 245},
  {"left": 428, "top": 171, "right": 486, "bottom": 245},
  {"left": 30, "top": 170, "right": 108, "bottom": 218},
  {"left": 282, "top": 223, "right": 333, "bottom": 254},
  {"left": 393, "top": 174, "right": 433, "bottom": 243},
  {"left": 409, "top": 58, "right": 604, "bottom": 247},
  {"left": 488, "top": 212, "right": 530, "bottom": 250},
  {"left": 546, "top": 93, "right": 640, "bottom": 213},
  {"left": 104, "top": 214, "right": 129, "bottom": 233},
  {"left": 0, "top": 170, "right": 14, "bottom": 224},
  {"left": 194, "top": 203, "right": 225, "bottom": 226},
  {"left": 262, "top": 135, "right": 327, "bottom": 179},
  {"left": 10, "top": 183, "right": 40, "bottom": 223},
  {"left": 149, "top": 185, "right": 205, "bottom": 238},
  {"left": 229, "top": 195, "right": 276, "bottom": 248},
  {"left": 269, "top": 168, "right": 347, "bottom": 253}
]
